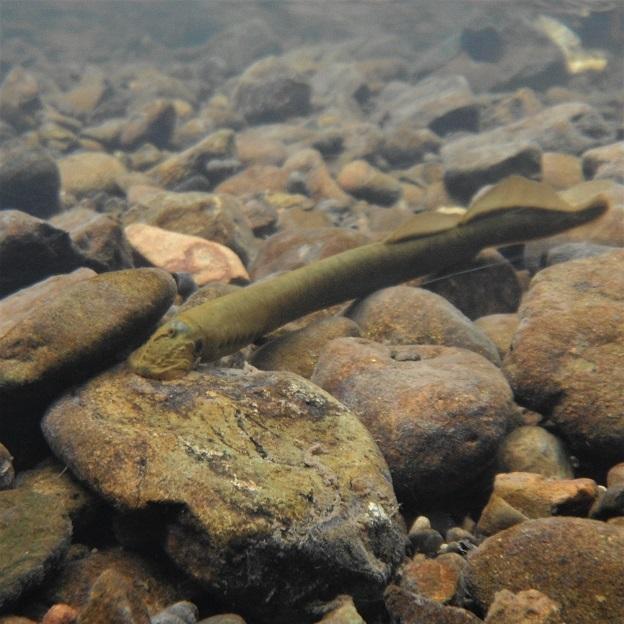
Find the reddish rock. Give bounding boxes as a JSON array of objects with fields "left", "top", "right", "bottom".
[
  {"left": 124, "top": 223, "right": 248, "bottom": 285},
  {"left": 215, "top": 164, "right": 289, "bottom": 196},
  {"left": 477, "top": 472, "right": 599, "bottom": 535},
  {"left": 504, "top": 250, "right": 624, "bottom": 463},
  {"left": 400, "top": 553, "right": 466, "bottom": 604},
  {"left": 41, "top": 604, "right": 78, "bottom": 624},
  {"left": 466, "top": 517, "right": 624, "bottom": 624},
  {"left": 312, "top": 339, "right": 518, "bottom": 505}
]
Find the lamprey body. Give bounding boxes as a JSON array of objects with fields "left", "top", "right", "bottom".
[{"left": 129, "top": 176, "right": 610, "bottom": 379}]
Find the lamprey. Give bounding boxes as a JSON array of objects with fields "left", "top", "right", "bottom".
[{"left": 129, "top": 176, "right": 610, "bottom": 379}]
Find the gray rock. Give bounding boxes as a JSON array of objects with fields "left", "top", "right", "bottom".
[{"left": 545, "top": 242, "right": 618, "bottom": 267}]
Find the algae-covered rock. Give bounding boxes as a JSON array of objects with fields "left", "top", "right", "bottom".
[
  {"left": 42, "top": 366, "right": 405, "bottom": 623},
  {"left": 0, "top": 489, "right": 72, "bottom": 609}
]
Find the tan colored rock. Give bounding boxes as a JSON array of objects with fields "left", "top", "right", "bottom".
[
  {"left": 348, "top": 286, "right": 500, "bottom": 364},
  {"left": 41, "top": 604, "right": 78, "bottom": 624},
  {"left": 400, "top": 553, "right": 466, "bottom": 604},
  {"left": 607, "top": 463, "right": 624, "bottom": 488},
  {"left": 474, "top": 313, "right": 519, "bottom": 359},
  {"left": 120, "top": 99, "right": 176, "bottom": 150},
  {"left": 582, "top": 141, "right": 624, "bottom": 182},
  {"left": 484, "top": 589, "right": 564, "bottom": 624},
  {"left": 337, "top": 160, "right": 402, "bottom": 206},
  {"left": 125, "top": 223, "right": 248, "bottom": 285},
  {"left": 42, "top": 366, "right": 405, "bottom": 624},
  {"left": 57, "top": 68, "right": 107, "bottom": 118},
  {"left": 0, "top": 67, "right": 41, "bottom": 130},
  {"left": 0, "top": 442, "right": 14, "bottom": 490},
  {"left": 504, "top": 250, "right": 624, "bottom": 462},
  {"left": 236, "top": 131, "right": 287, "bottom": 166},
  {"left": 250, "top": 316, "right": 361, "bottom": 378},
  {"left": 58, "top": 152, "right": 127, "bottom": 197},
  {"left": 466, "top": 517, "right": 624, "bottom": 624},
  {"left": 541, "top": 152, "right": 583, "bottom": 189},
  {"left": 312, "top": 339, "right": 518, "bottom": 506},
  {"left": 477, "top": 472, "right": 598, "bottom": 535},
  {"left": 497, "top": 426, "right": 573, "bottom": 479},
  {"left": 215, "top": 164, "right": 290, "bottom": 195},
  {"left": 313, "top": 595, "right": 365, "bottom": 624}
]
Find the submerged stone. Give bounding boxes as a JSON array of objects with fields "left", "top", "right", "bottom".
[{"left": 42, "top": 366, "right": 405, "bottom": 623}]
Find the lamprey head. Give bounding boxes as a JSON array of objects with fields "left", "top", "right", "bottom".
[{"left": 129, "top": 318, "right": 203, "bottom": 380}]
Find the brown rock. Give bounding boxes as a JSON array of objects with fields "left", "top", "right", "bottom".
[
  {"left": 337, "top": 160, "right": 402, "bottom": 206},
  {"left": 236, "top": 130, "right": 287, "bottom": 167},
  {"left": 380, "top": 126, "right": 441, "bottom": 167},
  {"left": 56, "top": 67, "right": 108, "bottom": 119},
  {"left": 497, "top": 426, "right": 573, "bottom": 479},
  {"left": 384, "top": 585, "right": 482, "bottom": 624},
  {"left": 120, "top": 99, "right": 176, "bottom": 150},
  {"left": 0, "top": 269, "right": 96, "bottom": 337},
  {"left": 51, "top": 208, "right": 134, "bottom": 272},
  {"left": 541, "top": 152, "right": 583, "bottom": 190},
  {"left": 0, "top": 211, "right": 86, "bottom": 298},
  {"left": 0, "top": 442, "right": 14, "bottom": 490},
  {"left": 347, "top": 286, "right": 501, "bottom": 364},
  {"left": 0, "top": 67, "right": 42, "bottom": 130},
  {"left": 474, "top": 314, "right": 518, "bottom": 360},
  {"left": 42, "top": 366, "right": 405, "bottom": 624},
  {"left": 477, "top": 472, "right": 598, "bottom": 535},
  {"left": 484, "top": 589, "right": 564, "bottom": 624},
  {"left": 214, "top": 164, "right": 289, "bottom": 196},
  {"left": 400, "top": 553, "right": 466, "bottom": 604},
  {"left": 312, "top": 339, "right": 518, "bottom": 505},
  {"left": 480, "top": 88, "right": 543, "bottom": 130},
  {"left": 76, "top": 569, "right": 150, "bottom": 624},
  {"left": 504, "top": 250, "right": 624, "bottom": 463},
  {"left": 466, "top": 517, "right": 624, "bottom": 624},
  {"left": 148, "top": 129, "right": 235, "bottom": 189},
  {"left": 250, "top": 316, "right": 361, "bottom": 378},
  {"left": 58, "top": 152, "right": 127, "bottom": 197},
  {"left": 250, "top": 227, "right": 368, "bottom": 280},
  {"left": 312, "top": 595, "right": 365, "bottom": 624},
  {"left": 582, "top": 141, "right": 624, "bottom": 183},
  {"left": 607, "top": 463, "right": 624, "bottom": 488},
  {"left": 124, "top": 223, "right": 248, "bottom": 285}
]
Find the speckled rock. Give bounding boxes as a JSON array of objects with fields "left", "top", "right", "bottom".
[
  {"left": 42, "top": 366, "right": 405, "bottom": 623},
  {"left": 76, "top": 569, "right": 151, "bottom": 624},
  {"left": 0, "top": 147, "right": 61, "bottom": 218},
  {"left": 147, "top": 130, "right": 235, "bottom": 190},
  {"left": 250, "top": 227, "right": 368, "bottom": 280},
  {"left": 0, "top": 211, "right": 87, "bottom": 298},
  {"left": 250, "top": 317, "right": 361, "bottom": 378},
  {"left": 124, "top": 224, "right": 248, "bottom": 286},
  {"left": 466, "top": 517, "right": 624, "bottom": 624},
  {"left": 232, "top": 57, "right": 311, "bottom": 124},
  {"left": 347, "top": 286, "right": 501, "bottom": 365},
  {"left": 336, "top": 160, "right": 401, "bottom": 206},
  {"left": 123, "top": 189, "right": 256, "bottom": 265},
  {"left": 0, "top": 488, "right": 72, "bottom": 609},
  {"left": 503, "top": 250, "right": 624, "bottom": 463},
  {"left": 58, "top": 152, "right": 127, "bottom": 198},
  {"left": 473, "top": 314, "right": 518, "bottom": 360},
  {"left": 484, "top": 589, "right": 564, "bottom": 624},
  {"left": 496, "top": 426, "right": 573, "bottom": 479},
  {"left": 51, "top": 208, "right": 134, "bottom": 272},
  {"left": 374, "top": 75, "right": 478, "bottom": 136},
  {"left": 477, "top": 472, "right": 598, "bottom": 535},
  {"left": 384, "top": 585, "right": 481, "bottom": 624},
  {"left": 0, "top": 268, "right": 176, "bottom": 393},
  {"left": 312, "top": 339, "right": 518, "bottom": 506},
  {"left": 400, "top": 553, "right": 466, "bottom": 605},
  {"left": 419, "top": 249, "right": 522, "bottom": 321}
]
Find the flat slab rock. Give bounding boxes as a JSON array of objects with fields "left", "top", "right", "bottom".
[
  {"left": 503, "top": 249, "right": 624, "bottom": 463},
  {"left": 42, "top": 365, "right": 405, "bottom": 623}
]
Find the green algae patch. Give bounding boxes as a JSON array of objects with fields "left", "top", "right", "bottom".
[{"left": 42, "top": 365, "right": 405, "bottom": 623}]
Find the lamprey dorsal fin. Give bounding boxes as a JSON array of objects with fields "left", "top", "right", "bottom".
[
  {"left": 384, "top": 211, "right": 461, "bottom": 244},
  {"left": 461, "top": 176, "right": 571, "bottom": 224},
  {"left": 558, "top": 179, "right": 614, "bottom": 212}
]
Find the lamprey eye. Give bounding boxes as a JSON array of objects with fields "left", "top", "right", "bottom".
[{"left": 165, "top": 320, "right": 190, "bottom": 338}]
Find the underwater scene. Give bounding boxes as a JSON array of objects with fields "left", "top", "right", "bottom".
[{"left": 0, "top": 1, "right": 623, "bottom": 622}]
